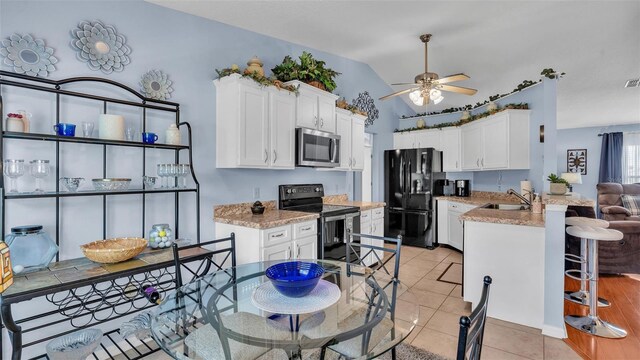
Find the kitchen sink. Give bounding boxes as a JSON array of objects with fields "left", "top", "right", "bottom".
[{"left": 481, "top": 203, "right": 530, "bottom": 211}]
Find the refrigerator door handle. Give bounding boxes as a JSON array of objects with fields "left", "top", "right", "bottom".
[{"left": 400, "top": 155, "right": 404, "bottom": 194}]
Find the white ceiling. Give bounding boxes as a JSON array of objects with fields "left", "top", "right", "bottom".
[{"left": 149, "top": 0, "right": 640, "bottom": 129}]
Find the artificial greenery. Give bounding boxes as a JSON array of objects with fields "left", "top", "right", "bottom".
[
  {"left": 271, "top": 52, "right": 341, "bottom": 92},
  {"left": 400, "top": 68, "right": 564, "bottom": 119},
  {"left": 336, "top": 97, "right": 367, "bottom": 116},
  {"left": 547, "top": 173, "right": 569, "bottom": 185},
  {"left": 215, "top": 65, "right": 299, "bottom": 94},
  {"left": 394, "top": 103, "right": 529, "bottom": 133}
]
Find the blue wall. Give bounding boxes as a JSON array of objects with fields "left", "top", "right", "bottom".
[
  {"left": 557, "top": 124, "right": 640, "bottom": 200},
  {"left": 0, "top": 0, "right": 413, "bottom": 258}
]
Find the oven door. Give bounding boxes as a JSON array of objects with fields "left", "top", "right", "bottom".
[
  {"left": 297, "top": 128, "right": 340, "bottom": 167},
  {"left": 321, "top": 213, "right": 360, "bottom": 261}
]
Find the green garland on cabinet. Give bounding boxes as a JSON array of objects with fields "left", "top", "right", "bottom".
[
  {"left": 400, "top": 68, "right": 564, "bottom": 119},
  {"left": 215, "top": 66, "right": 300, "bottom": 94},
  {"left": 394, "top": 103, "right": 529, "bottom": 133}
]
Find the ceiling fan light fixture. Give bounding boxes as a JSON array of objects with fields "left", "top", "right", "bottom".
[
  {"left": 429, "top": 89, "right": 444, "bottom": 104},
  {"left": 432, "top": 94, "right": 444, "bottom": 105},
  {"left": 409, "top": 89, "right": 425, "bottom": 106}
]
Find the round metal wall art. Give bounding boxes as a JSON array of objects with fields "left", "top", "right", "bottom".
[
  {"left": 352, "top": 91, "right": 379, "bottom": 127},
  {"left": 139, "top": 70, "right": 173, "bottom": 100},
  {"left": 70, "top": 20, "right": 131, "bottom": 74},
  {"left": 0, "top": 33, "right": 58, "bottom": 77}
]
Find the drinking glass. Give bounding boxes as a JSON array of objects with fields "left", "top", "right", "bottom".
[
  {"left": 82, "top": 122, "right": 94, "bottom": 137},
  {"left": 30, "top": 160, "right": 50, "bottom": 193},
  {"left": 3, "top": 159, "right": 25, "bottom": 193},
  {"left": 157, "top": 164, "right": 167, "bottom": 188},
  {"left": 125, "top": 127, "right": 136, "bottom": 142},
  {"left": 179, "top": 164, "right": 191, "bottom": 188},
  {"left": 168, "top": 164, "right": 178, "bottom": 188}
]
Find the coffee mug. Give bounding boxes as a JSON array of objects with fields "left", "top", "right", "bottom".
[
  {"left": 142, "top": 132, "right": 159, "bottom": 144},
  {"left": 53, "top": 123, "right": 76, "bottom": 137}
]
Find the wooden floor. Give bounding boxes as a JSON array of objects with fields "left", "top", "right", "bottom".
[{"left": 564, "top": 274, "right": 640, "bottom": 359}]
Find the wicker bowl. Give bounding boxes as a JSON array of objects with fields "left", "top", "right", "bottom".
[{"left": 80, "top": 238, "right": 147, "bottom": 264}]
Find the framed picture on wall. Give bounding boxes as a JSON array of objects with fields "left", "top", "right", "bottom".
[{"left": 567, "top": 149, "right": 587, "bottom": 175}]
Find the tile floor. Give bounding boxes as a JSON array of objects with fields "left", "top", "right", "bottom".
[
  {"left": 396, "top": 245, "right": 581, "bottom": 360},
  {"left": 148, "top": 245, "right": 581, "bottom": 359}
]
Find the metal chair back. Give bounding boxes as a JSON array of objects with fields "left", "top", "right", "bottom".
[
  {"left": 172, "top": 233, "right": 236, "bottom": 288},
  {"left": 456, "top": 276, "right": 492, "bottom": 360}
]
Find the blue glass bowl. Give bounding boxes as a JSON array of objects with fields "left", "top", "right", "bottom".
[{"left": 265, "top": 261, "right": 324, "bottom": 298}]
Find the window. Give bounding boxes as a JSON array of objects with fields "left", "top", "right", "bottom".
[{"left": 623, "top": 132, "right": 640, "bottom": 184}]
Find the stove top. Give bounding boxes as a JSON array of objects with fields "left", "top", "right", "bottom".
[
  {"left": 287, "top": 203, "right": 360, "bottom": 216},
  {"left": 278, "top": 184, "right": 359, "bottom": 217}
]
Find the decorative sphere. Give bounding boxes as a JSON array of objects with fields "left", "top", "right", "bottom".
[{"left": 416, "top": 119, "right": 426, "bottom": 128}]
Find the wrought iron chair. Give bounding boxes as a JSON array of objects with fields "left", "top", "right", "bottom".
[
  {"left": 456, "top": 276, "right": 492, "bottom": 360},
  {"left": 318, "top": 231, "right": 403, "bottom": 360},
  {"left": 169, "top": 234, "right": 287, "bottom": 359}
]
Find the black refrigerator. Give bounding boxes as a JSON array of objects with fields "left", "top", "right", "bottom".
[{"left": 384, "top": 148, "right": 445, "bottom": 249}]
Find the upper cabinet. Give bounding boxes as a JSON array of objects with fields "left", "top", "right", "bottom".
[
  {"left": 461, "top": 110, "right": 530, "bottom": 171},
  {"left": 285, "top": 80, "right": 339, "bottom": 133},
  {"left": 394, "top": 110, "right": 530, "bottom": 172},
  {"left": 334, "top": 109, "right": 365, "bottom": 171},
  {"left": 214, "top": 74, "right": 296, "bottom": 169}
]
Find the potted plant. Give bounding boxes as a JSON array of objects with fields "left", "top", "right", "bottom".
[
  {"left": 271, "top": 52, "right": 341, "bottom": 92},
  {"left": 547, "top": 173, "right": 569, "bottom": 195}
]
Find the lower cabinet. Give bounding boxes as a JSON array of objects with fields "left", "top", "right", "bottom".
[
  {"left": 215, "top": 220, "right": 318, "bottom": 265},
  {"left": 436, "top": 200, "right": 475, "bottom": 251},
  {"left": 359, "top": 208, "right": 385, "bottom": 266}
]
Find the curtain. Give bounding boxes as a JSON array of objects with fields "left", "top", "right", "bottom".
[
  {"left": 599, "top": 132, "right": 623, "bottom": 183},
  {"left": 622, "top": 132, "right": 640, "bottom": 184}
]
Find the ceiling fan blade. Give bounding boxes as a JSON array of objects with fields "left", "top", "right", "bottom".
[
  {"left": 390, "top": 82, "right": 419, "bottom": 86},
  {"left": 439, "top": 84, "right": 478, "bottom": 95},
  {"left": 433, "top": 73, "right": 470, "bottom": 85},
  {"left": 379, "top": 87, "right": 418, "bottom": 101}
]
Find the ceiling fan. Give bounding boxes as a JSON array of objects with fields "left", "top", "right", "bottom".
[{"left": 379, "top": 34, "right": 477, "bottom": 106}]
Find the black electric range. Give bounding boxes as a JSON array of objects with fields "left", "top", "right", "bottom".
[{"left": 278, "top": 184, "right": 360, "bottom": 261}]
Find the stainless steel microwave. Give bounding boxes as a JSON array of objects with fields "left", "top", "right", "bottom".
[{"left": 296, "top": 128, "right": 340, "bottom": 167}]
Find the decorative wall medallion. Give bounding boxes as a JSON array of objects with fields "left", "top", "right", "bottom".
[
  {"left": 139, "top": 70, "right": 173, "bottom": 100},
  {"left": 70, "top": 20, "right": 131, "bottom": 74},
  {"left": 352, "top": 91, "right": 379, "bottom": 127},
  {"left": 0, "top": 33, "right": 58, "bottom": 77},
  {"left": 567, "top": 149, "right": 587, "bottom": 175}
]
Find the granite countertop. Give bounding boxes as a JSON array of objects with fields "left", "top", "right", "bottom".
[
  {"left": 214, "top": 201, "right": 318, "bottom": 229},
  {"left": 438, "top": 191, "right": 544, "bottom": 227},
  {"left": 460, "top": 207, "right": 545, "bottom": 227},
  {"left": 323, "top": 194, "right": 386, "bottom": 211},
  {"left": 542, "top": 192, "right": 595, "bottom": 207}
]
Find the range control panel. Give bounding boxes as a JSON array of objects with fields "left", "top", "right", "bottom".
[{"left": 278, "top": 184, "right": 325, "bottom": 202}]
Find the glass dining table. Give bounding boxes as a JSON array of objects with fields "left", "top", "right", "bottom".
[{"left": 150, "top": 259, "right": 420, "bottom": 360}]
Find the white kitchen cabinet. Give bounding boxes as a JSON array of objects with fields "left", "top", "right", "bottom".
[
  {"left": 332, "top": 109, "right": 365, "bottom": 171},
  {"left": 440, "top": 127, "right": 462, "bottom": 172},
  {"left": 214, "top": 74, "right": 296, "bottom": 169},
  {"left": 461, "top": 110, "right": 531, "bottom": 171},
  {"left": 413, "top": 129, "right": 441, "bottom": 149},
  {"left": 436, "top": 200, "right": 474, "bottom": 251},
  {"left": 461, "top": 123, "right": 483, "bottom": 170},
  {"left": 393, "top": 132, "right": 413, "bottom": 149},
  {"left": 284, "top": 80, "right": 339, "bottom": 133},
  {"left": 215, "top": 219, "right": 318, "bottom": 265},
  {"left": 358, "top": 208, "right": 385, "bottom": 266}
]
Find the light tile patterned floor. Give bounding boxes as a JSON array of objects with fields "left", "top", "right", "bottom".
[
  {"left": 396, "top": 245, "right": 581, "bottom": 360},
  {"left": 146, "top": 245, "right": 581, "bottom": 359}
]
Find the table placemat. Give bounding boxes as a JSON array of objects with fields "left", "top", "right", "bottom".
[{"left": 251, "top": 279, "right": 341, "bottom": 314}]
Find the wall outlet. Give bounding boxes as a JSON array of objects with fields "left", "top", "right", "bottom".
[{"left": 254, "top": 187, "right": 260, "bottom": 199}]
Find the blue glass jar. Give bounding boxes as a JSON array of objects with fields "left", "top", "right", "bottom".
[{"left": 4, "top": 225, "right": 58, "bottom": 274}]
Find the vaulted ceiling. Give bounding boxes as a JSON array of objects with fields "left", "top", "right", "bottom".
[{"left": 149, "top": 0, "right": 640, "bottom": 129}]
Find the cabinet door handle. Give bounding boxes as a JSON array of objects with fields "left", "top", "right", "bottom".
[
  {"left": 348, "top": 157, "right": 352, "bottom": 166},
  {"left": 264, "top": 149, "right": 268, "bottom": 163},
  {"left": 456, "top": 160, "right": 458, "bottom": 168},
  {"left": 273, "top": 150, "right": 277, "bottom": 162},
  {"left": 287, "top": 246, "right": 292, "bottom": 260},
  {"left": 301, "top": 226, "right": 311, "bottom": 231},
  {"left": 320, "top": 118, "right": 324, "bottom": 127},
  {"left": 476, "top": 158, "right": 480, "bottom": 167},
  {"left": 481, "top": 158, "right": 484, "bottom": 167},
  {"left": 296, "top": 244, "right": 301, "bottom": 258},
  {"left": 352, "top": 158, "right": 356, "bottom": 166},
  {"left": 273, "top": 232, "right": 284, "bottom": 238},
  {"left": 314, "top": 116, "right": 318, "bottom": 126}
]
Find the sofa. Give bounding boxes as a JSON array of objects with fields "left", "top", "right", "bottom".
[{"left": 598, "top": 183, "right": 640, "bottom": 221}]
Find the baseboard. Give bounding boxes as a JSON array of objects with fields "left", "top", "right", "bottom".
[{"left": 542, "top": 324, "right": 567, "bottom": 339}]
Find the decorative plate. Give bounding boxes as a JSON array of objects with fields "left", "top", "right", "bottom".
[
  {"left": 139, "top": 70, "right": 173, "bottom": 100},
  {"left": 70, "top": 20, "right": 131, "bottom": 74},
  {"left": 0, "top": 33, "right": 58, "bottom": 77},
  {"left": 252, "top": 279, "right": 341, "bottom": 315}
]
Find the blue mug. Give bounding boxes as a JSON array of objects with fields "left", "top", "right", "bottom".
[
  {"left": 142, "top": 132, "right": 159, "bottom": 144},
  {"left": 53, "top": 123, "right": 76, "bottom": 137}
]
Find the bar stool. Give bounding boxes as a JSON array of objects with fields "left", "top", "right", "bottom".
[
  {"left": 564, "top": 225, "right": 627, "bottom": 338},
  {"left": 564, "top": 217, "right": 610, "bottom": 307}
]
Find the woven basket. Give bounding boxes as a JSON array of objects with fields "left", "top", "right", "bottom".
[{"left": 81, "top": 238, "right": 147, "bottom": 264}]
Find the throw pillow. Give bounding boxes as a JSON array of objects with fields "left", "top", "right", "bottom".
[{"left": 621, "top": 194, "right": 640, "bottom": 216}]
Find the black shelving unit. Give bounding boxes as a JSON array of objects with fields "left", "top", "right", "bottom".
[{"left": 0, "top": 71, "right": 203, "bottom": 359}]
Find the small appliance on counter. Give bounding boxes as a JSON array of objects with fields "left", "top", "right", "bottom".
[
  {"left": 455, "top": 179, "right": 471, "bottom": 197},
  {"left": 434, "top": 179, "right": 455, "bottom": 197}
]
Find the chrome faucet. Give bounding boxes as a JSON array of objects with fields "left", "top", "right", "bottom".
[{"left": 507, "top": 188, "right": 532, "bottom": 206}]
